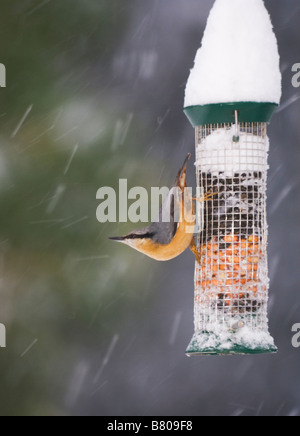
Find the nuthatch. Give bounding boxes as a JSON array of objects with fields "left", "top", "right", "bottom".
[{"left": 110, "top": 155, "right": 212, "bottom": 261}]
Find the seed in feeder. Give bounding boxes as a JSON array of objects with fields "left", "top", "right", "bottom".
[
  {"left": 248, "top": 235, "right": 259, "bottom": 243},
  {"left": 224, "top": 235, "right": 238, "bottom": 243},
  {"left": 226, "top": 245, "right": 237, "bottom": 256},
  {"left": 227, "top": 272, "right": 238, "bottom": 278},
  {"left": 228, "top": 256, "right": 240, "bottom": 264},
  {"left": 218, "top": 272, "right": 226, "bottom": 280},
  {"left": 249, "top": 244, "right": 259, "bottom": 254},
  {"left": 249, "top": 256, "right": 259, "bottom": 264},
  {"left": 207, "top": 243, "right": 218, "bottom": 251}
]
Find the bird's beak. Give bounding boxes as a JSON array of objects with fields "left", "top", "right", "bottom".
[{"left": 109, "top": 236, "right": 125, "bottom": 242}]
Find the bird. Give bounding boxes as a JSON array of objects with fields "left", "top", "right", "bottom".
[{"left": 110, "top": 155, "right": 213, "bottom": 261}]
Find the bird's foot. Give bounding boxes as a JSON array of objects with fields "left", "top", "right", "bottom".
[{"left": 193, "top": 189, "right": 217, "bottom": 202}]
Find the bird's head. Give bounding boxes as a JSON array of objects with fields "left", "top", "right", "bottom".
[{"left": 109, "top": 229, "right": 155, "bottom": 252}]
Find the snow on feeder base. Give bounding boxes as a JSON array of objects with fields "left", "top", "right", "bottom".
[{"left": 185, "top": 110, "right": 277, "bottom": 356}]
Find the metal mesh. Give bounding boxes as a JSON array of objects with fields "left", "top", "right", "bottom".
[{"left": 194, "top": 122, "right": 270, "bottom": 338}]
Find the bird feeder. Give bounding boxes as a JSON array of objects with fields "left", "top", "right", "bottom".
[{"left": 183, "top": 0, "right": 281, "bottom": 355}]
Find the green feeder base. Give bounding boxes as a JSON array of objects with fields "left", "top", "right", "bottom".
[{"left": 186, "top": 332, "right": 278, "bottom": 357}]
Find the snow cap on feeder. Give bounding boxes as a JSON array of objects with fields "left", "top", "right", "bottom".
[
  {"left": 184, "top": 0, "right": 282, "bottom": 126},
  {"left": 183, "top": 0, "right": 281, "bottom": 356}
]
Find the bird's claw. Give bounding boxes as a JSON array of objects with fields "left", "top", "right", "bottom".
[{"left": 193, "top": 189, "right": 217, "bottom": 202}]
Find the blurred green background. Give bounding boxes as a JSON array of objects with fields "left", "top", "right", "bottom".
[
  {"left": 0, "top": 0, "right": 299, "bottom": 416},
  {"left": 0, "top": 0, "right": 162, "bottom": 415}
]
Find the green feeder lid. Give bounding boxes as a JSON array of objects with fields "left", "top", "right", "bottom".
[{"left": 184, "top": 102, "right": 278, "bottom": 127}]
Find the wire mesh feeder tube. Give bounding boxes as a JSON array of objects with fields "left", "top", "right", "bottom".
[{"left": 186, "top": 122, "right": 277, "bottom": 356}]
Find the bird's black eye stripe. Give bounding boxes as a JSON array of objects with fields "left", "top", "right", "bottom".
[{"left": 126, "top": 233, "right": 154, "bottom": 240}]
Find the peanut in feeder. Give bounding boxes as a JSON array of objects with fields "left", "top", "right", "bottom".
[{"left": 183, "top": 0, "right": 282, "bottom": 356}]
